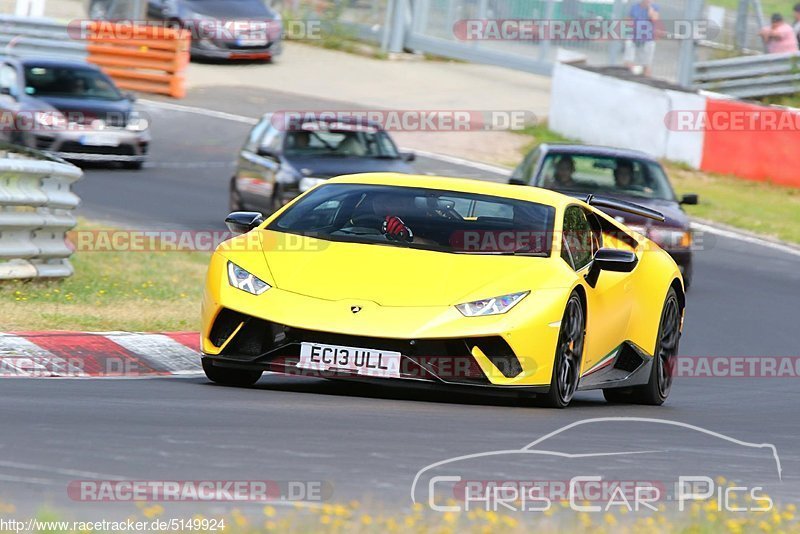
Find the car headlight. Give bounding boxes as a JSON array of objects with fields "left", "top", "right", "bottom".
[
  {"left": 227, "top": 261, "right": 271, "bottom": 295},
  {"left": 455, "top": 291, "right": 529, "bottom": 317},
  {"left": 125, "top": 112, "right": 149, "bottom": 132},
  {"left": 649, "top": 228, "right": 692, "bottom": 249},
  {"left": 299, "top": 177, "right": 327, "bottom": 192}
]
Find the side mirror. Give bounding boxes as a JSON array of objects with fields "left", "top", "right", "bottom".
[
  {"left": 257, "top": 146, "right": 278, "bottom": 159},
  {"left": 225, "top": 211, "right": 265, "bottom": 235},
  {"left": 124, "top": 92, "right": 137, "bottom": 102},
  {"left": 508, "top": 178, "right": 526, "bottom": 186},
  {"left": 680, "top": 193, "right": 698, "bottom": 205},
  {"left": 585, "top": 248, "right": 638, "bottom": 288},
  {"left": 401, "top": 151, "right": 415, "bottom": 162}
]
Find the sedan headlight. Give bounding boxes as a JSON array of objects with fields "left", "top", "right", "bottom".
[
  {"left": 125, "top": 112, "right": 149, "bottom": 132},
  {"left": 456, "top": 291, "right": 529, "bottom": 317},
  {"left": 299, "top": 177, "right": 327, "bottom": 192},
  {"left": 649, "top": 228, "right": 692, "bottom": 249},
  {"left": 227, "top": 261, "right": 270, "bottom": 295}
]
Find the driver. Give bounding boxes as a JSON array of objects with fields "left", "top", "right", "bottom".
[
  {"left": 289, "top": 130, "right": 310, "bottom": 150},
  {"left": 351, "top": 192, "right": 437, "bottom": 245},
  {"left": 550, "top": 156, "right": 576, "bottom": 188},
  {"left": 614, "top": 160, "right": 635, "bottom": 188}
]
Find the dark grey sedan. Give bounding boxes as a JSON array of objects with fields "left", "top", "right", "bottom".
[{"left": 231, "top": 114, "right": 415, "bottom": 213}]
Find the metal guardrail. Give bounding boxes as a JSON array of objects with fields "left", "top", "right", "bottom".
[
  {"left": 0, "top": 145, "right": 82, "bottom": 280},
  {"left": 693, "top": 52, "right": 800, "bottom": 98},
  {"left": 0, "top": 15, "right": 88, "bottom": 61}
]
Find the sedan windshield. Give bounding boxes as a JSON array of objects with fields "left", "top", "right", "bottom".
[
  {"left": 535, "top": 153, "right": 676, "bottom": 201},
  {"left": 24, "top": 65, "right": 122, "bottom": 101},
  {"left": 283, "top": 127, "right": 400, "bottom": 159},
  {"left": 269, "top": 183, "right": 556, "bottom": 255}
]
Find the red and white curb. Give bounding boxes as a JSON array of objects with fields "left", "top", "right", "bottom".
[{"left": 0, "top": 332, "right": 201, "bottom": 378}]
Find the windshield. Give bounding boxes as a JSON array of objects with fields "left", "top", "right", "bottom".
[
  {"left": 283, "top": 126, "right": 400, "bottom": 159},
  {"left": 24, "top": 65, "right": 122, "bottom": 101},
  {"left": 269, "top": 183, "right": 556, "bottom": 255},
  {"left": 535, "top": 153, "right": 676, "bottom": 201}
]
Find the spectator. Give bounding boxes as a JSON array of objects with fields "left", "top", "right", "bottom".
[
  {"left": 793, "top": 4, "right": 800, "bottom": 46},
  {"left": 759, "top": 13, "right": 799, "bottom": 53},
  {"left": 624, "top": 0, "right": 660, "bottom": 76}
]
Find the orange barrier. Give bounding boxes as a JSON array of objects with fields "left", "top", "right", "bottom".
[
  {"left": 700, "top": 98, "right": 800, "bottom": 188},
  {"left": 84, "top": 22, "right": 190, "bottom": 99}
]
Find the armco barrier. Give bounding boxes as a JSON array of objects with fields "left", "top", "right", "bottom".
[
  {"left": 84, "top": 22, "right": 190, "bottom": 99},
  {"left": 693, "top": 52, "right": 800, "bottom": 98},
  {"left": 0, "top": 15, "right": 87, "bottom": 61},
  {"left": 0, "top": 145, "right": 82, "bottom": 280}
]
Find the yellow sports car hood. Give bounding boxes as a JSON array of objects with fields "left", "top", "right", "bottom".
[{"left": 257, "top": 230, "right": 568, "bottom": 306}]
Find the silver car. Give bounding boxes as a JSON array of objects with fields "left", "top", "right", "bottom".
[{"left": 0, "top": 56, "right": 150, "bottom": 169}]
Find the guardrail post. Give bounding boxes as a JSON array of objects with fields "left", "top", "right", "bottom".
[
  {"left": 608, "top": 0, "right": 626, "bottom": 65},
  {"left": 383, "top": 0, "right": 409, "bottom": 53},
  {"left": 539, "top": 0, "right": 556, "bottom": 61},
  {"left": 677, "top": 0, "right": 703, "bottom": 87}
]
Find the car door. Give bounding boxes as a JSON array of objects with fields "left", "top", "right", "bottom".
[
  {"left": 561, "top": 205, "right": 633, "bottom": 373},
  {"left": 235, "top": 117, "right": 281, "bottom": 211}
]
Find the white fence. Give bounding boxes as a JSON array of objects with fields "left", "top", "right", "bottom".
[{"left": 0, "top": 147, "right": 82, "bottom": 280}]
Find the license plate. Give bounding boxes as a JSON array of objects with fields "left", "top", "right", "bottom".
[
  {"left": 297, "top": 342, "right": 401, "bottom": 379},
  {"left": 79, "top": 134, "right": 119, "bottom": 147},
  {"left": 236, "top": 37, "right": 268, "bottom": 47}
]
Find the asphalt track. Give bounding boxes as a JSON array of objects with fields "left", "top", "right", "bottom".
[{"left": 2, "top": 86, "right": 799, "bottom": 519}]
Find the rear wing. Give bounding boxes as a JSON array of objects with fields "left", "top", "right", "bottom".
[{"left": 585, "top": 194, "right": 666, "bottom": 222}]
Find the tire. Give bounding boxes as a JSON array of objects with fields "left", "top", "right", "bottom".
[
  {"left": 202, "top": 358, "right": 262, "bottom": 387},
  {"left": 122, "top": 161, "right": 144, "bottom": 170},
  {"left": 230, "top": 178, "right": 245, "bottom": 211},
  {"left": 541, "top": 292, "right": 585, "bottom": 408},
  {"left": 603, "top": 287, "right": 681, "bottom": 405}
]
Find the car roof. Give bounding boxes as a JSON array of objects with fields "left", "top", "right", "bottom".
[
  {"left": 260, "top": 112, "right": 385, "bottom": 131},
  {"left": 538, "top": 143, "right": 658, "bottom": 162},
  {"left": 15, "top": 57, "right": 102, "bottom": 71},
  {"left": 326, "top": 173, "right": 578, "bottom": 209}
]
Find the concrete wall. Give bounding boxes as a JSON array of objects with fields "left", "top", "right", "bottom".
[{"left": 549, "top": 63, "right": 705, "bottom": 168}]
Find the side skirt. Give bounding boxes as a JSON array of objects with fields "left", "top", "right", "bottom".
[{"left": 577, "top": 342, "right": 654, "bottom": 391}]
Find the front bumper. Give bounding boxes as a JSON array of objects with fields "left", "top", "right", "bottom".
[
  {"left": 202, "top": 310, "right": 549, "bottom": 389},
  {"left": 191, "top": 38, "right": 282, "bottom": 60},
  {"left": 30, "top": 128, "right": 150, "bottom": 163}
]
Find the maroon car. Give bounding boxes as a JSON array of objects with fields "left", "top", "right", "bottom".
[{"left": 510, "top": 143, "right": 698, "bottom": 289}]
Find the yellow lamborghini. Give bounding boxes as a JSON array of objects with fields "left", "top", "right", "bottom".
[{"left": 200, "top": 173, "right": 685, "bottom": 408}]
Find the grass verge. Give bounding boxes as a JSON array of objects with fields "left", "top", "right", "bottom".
[
  {"left": 0, "top": 221, "right": 209, "bottom": 331},
  {"left": 516, "top": 123, "right": 800, "bottom": 245}
]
